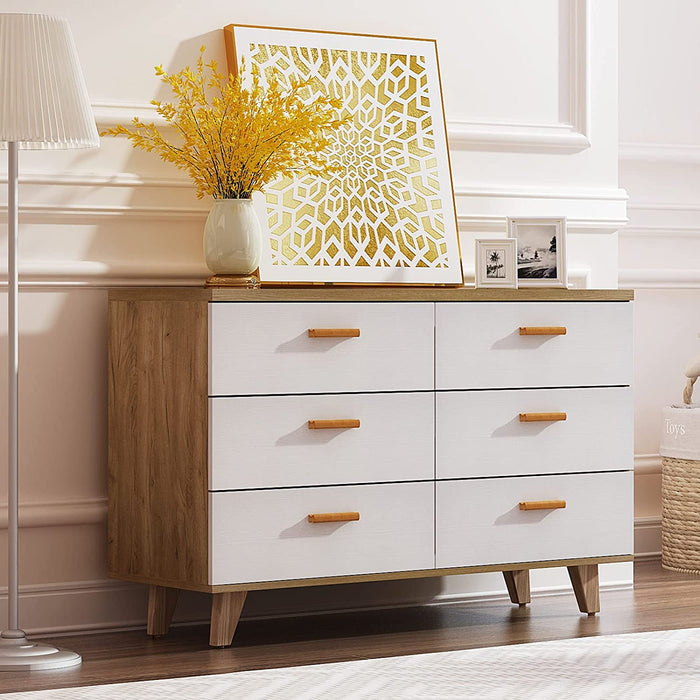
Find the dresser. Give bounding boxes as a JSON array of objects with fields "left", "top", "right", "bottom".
[{"left": 107, "top": 287, "right": 634, "bottom": 647}]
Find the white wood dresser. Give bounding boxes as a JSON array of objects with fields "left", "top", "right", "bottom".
[{"left": 108, "top": 287, "right": 634, "bottom": 647}]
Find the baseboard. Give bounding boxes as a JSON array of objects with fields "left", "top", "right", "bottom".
[{"left": 634, "top": 516, "right": 662, "bottom": 560}]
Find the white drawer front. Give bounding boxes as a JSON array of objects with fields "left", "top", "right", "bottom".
[
  {"left": 436, "top": 387, "right": 633, "bottom": 479},
  {"left": 210, "top": 392, "right": 434, "bottom": 489},
  {"left": 435, "top": 302, "right": 632, "bottom": 389},
  {"left": 210, "top": 302, "right": 434, "bottom": 395},
  {"left": 210, "top": 482, "right": 434, "bottom": 585},
  {"left": 436, "top": 471, "right": 633, "bottom": 569}
]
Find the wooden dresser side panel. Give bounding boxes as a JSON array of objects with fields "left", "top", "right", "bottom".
[{"left": 108, "top": 298, "right": 209, "bottom": 587}]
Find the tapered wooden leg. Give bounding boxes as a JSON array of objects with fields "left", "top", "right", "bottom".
[
  {"left": 503, "top": 569, "right": 531, "bottom": 606},
  {"left": 147, "top": 585, "right": 180, "bottom": 637},
  {"left": 209, "top": 591, "right": 247, "bottom": 648},
  {"left": 567, "top": 564, "right": 600, "bottom": 615}
]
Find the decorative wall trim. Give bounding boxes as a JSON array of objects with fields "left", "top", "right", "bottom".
[
  {"left": 447, "top": 121, "right": 590, "bottom": 152},
  {"left": 0, "top": 498, "right": 107, "bottom": 529},
  {"left": 619, "top": 269, "right": 700, "bottom": 289},
  {"left": 3, "top": 262, "right": 594, "bottom": 290},
  {"left": 620, "top": 142, "right": 700, "bottom": 164},
  {"left": 448, "top": 0, "right": 589, "bottom": 152},
  {"left": 0, "top": 174, "right": 628, "bottom": 201},
  {"left": 635, "top": 454, "right": 662, "bottom": 475},
  {"left": 92, "top": 0, "right": 590, "bottom": 157},
  {"left": 1, "top": 171, "right": 192, "bottom": 189},
  {"left": 0, "top": 261, "right": 208, "bottom": 288},
  {"left": 0, "top": 203, "right": 207, "bottom": 223},
  {"left": 455, "top": 184, "right": 627, "bottom": 202},
  {"left": 91, "top": 101, "right": 166, "bottom": 128},
  {"left": 457, "top": 215, "right": 627, "bottom": 235},
  {"left": 621, "top": 225, "right": 700, "bottom": 238},
  {"left": 629, "top": 203, "right": 700, "bottom": 213}
]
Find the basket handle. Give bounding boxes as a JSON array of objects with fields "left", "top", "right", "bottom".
[{"left": 684, "top": 377, "right": 697, "bottom": 405}]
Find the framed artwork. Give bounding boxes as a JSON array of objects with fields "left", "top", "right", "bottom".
[
  {"left": 474, "top": 239, "right": 517, "bottom": 288},
  {"left": 507, "top": 217, "right": 567, "bottom": 288},
  {"left": 224, "top": 24, "right": 462, "bottom": 285}
]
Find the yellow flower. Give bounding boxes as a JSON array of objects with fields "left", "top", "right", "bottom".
[{"left": 101, "top": 46, "right": 347, "bottom": 199}]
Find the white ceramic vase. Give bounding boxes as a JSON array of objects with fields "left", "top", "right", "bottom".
[{"left": 203, "top": 198, "right": 262, "bottom": 275}]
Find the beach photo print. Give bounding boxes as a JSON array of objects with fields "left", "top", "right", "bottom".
[{"left": 507, "top": 217, "right": 567, "bottom": 287}]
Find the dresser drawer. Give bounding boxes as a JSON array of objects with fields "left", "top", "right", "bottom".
[
  {"left": 435, "top": 302, "right": 632, "bottom": 389},
  {"left": 209, "top": 482, "right": 434, "bottom": 585},
  {"left": 209, "top": 302, "right": 434, "bottom": 396},
  {"left": 436, "top": 472, "right": 633, "bottom": 569},
  {"left": 436, "top": 387, "right": 632, "bottom": 479},
  {"left": 210, "top": 392, "right": 434, "bottom": 489}
]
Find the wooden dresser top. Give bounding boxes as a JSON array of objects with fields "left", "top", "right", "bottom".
[{"left": 109, "top": 287, "right": 634, "bottom": 303}]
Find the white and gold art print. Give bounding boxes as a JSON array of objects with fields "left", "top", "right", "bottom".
[{"left": 224, "top": 24, "right": 462, "bottom": 285}]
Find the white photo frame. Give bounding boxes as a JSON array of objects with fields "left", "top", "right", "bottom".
[
  {"left": 474, "top": 239, "right": 517, "bottom": 288},
  {"left": 507, "top": 217, "right": 567, "bottom": 288}
]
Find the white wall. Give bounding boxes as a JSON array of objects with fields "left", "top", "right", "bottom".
[
  {"left": 619, "top": 0, "right": 700, "bottom": 558},
  {"left": 0, "top": 0, "right": 629, "bottom": 633}
]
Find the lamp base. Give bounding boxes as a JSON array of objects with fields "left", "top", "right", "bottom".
[{"left": 0, "top": 632, "right": 81, "bottom": 671}]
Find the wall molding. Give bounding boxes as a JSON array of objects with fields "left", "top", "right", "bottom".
[
  {"left": 457, "top": 214, "right": 627, "bottom": 235},
  {"left": 635, "top": 454, "right": 662, "bottom": 475},
  {"left": 0, "top": 203, "right": 208, "bottom": 223},
  {"left": 1, "top": 171, "right": 192, "bottom": 189},
  {"left": 91, "top": 101, "right": 166, "bottom": 128},
  {"left": 620, "top": 142, "right": 700, "bottom": 164},
  {"left": 0, "top": 261, "right": 208, "bottom": 288},
  {"left": 0, "top": 498, "right": 107, "bottom": 529},
  {"left": 621, "top": 225, "right": 700, "bottom": 238},
  {"left": 448, "top": 0, "right": 589, "bottom": 152},
  {"left": 619, "top": 269, "right": 700, "bottom": 289},
  {"left": 90, "top": 2, "right": 589, "bottom": 156},
  {"left": 455, "top": 184, "right": 627, "bottom": 202}
]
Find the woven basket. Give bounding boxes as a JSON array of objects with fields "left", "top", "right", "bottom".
[{"left": 662, "top": 456, "right": 700, "bottom": 574}]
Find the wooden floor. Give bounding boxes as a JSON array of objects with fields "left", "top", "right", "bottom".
[{"left": 2, "top": 560, "right": 700, "bottom": 694}]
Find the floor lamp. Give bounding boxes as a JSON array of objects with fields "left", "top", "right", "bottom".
[{"left": 0, "top": 13, "right": 99, "bottom": 670}]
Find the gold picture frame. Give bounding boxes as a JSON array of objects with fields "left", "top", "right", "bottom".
[{"left": 224, "top": 24, "right": 462, "bottom": 286}]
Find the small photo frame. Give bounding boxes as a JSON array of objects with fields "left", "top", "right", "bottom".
[
  {"left": 475, "top": 239, "right": 517, "bottom": 288},
  {"left": 507, "top": 217, "right": 567, "bottom": 287}
]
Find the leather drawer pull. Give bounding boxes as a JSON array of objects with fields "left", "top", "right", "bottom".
[
  {"left": 519, "top": 412, "right": 567, "bottom": 423},
  {"left": 519, "top": 500, "right": 567, "bottom": 511},
  {"left": 519, "top": 326, "right": 567, "bottom": 336},
  {"left": 308, "top": 512, "right": 360, "bottom": 523},
  {"left": 308, "top": 328, "right": 360, "bottom": 338},
  {"left": 308, "top": 419, "right": 361, "bottom": 430}
]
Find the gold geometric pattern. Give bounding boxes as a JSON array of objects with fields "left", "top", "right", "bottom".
[{"left": 249, "top": 43, "right": 450, "bottom": 270}]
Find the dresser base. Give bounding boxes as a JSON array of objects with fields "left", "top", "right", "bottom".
[{"left": 139, "top": 556, "right": 630, "bottom": 647}]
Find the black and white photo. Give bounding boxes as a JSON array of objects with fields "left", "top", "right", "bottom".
[
  {"left": 507, "top": 217, "right": 567, "bottom": 287},
  {"left": 474, "top": 238, "right": 517, "bottom": 288}
]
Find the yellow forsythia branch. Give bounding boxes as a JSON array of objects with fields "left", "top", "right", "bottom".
[{"left": 101, "top": 46, "right": 347, "bottom": 199}]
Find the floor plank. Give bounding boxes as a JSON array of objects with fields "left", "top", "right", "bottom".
[{"left": 1, "top": 560, "right": 699, "bottom": 694}]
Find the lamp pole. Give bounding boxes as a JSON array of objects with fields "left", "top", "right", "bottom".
[{"left": 7, "top": 141, "right": 19, "bottom": 636}]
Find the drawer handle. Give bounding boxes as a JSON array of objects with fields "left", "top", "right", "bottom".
[
  {"left": 519, "top": 326, "right": 567, "bottom": 336},
  {"left": 308, "top": 512, "right": 360, "bottom": 523},
  {"left": 308, "top": 328, "right": 360, "bottom": 338},
  {"left": 519, "top": 412, "right": 567, "bottom": 423},
  {"left": 519, "top": 500, "right": 567, "bottom": 511},
  {"left": 308, "top": 419, "right": 361, "bottom": 430}
]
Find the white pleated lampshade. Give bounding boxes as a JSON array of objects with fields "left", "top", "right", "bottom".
[{"left": 0, "top": 13, "right": 99, "bottom": 149}]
